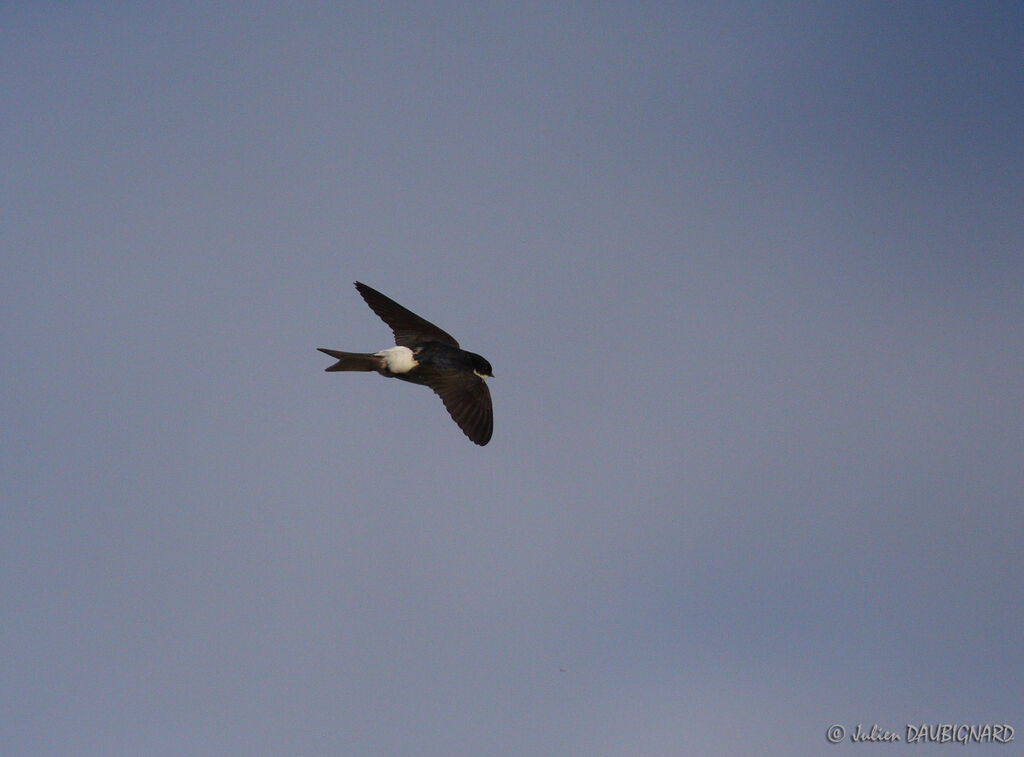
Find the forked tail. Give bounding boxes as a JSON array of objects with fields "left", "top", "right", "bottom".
[{"left": 317, "top": 348, "right": 384, "bottom": 372}]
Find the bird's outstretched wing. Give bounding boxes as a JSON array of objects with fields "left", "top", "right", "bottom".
[
  {"left": 417, "top": 367, "right": 493, "bottom": 446},
  {"left": 355, "top": 281, "right": 459, "bottom": 348}
]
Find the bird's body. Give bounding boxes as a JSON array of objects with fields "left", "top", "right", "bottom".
[
  {"left": 376, "top": 345, "right": 418, "bottom": 374},
  {"left": 318, "top": 282, "right": 494, "bottom": 445}
]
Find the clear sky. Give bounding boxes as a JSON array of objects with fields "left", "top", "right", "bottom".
[{"left": 3, "top": 3, "right": 1022, "bottom": 755}]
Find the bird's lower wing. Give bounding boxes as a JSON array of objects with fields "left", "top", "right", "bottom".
[{"left": 420, "top": 368, "right": 493, "bottom": 446}]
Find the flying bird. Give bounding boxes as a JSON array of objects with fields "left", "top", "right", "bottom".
[{"left": 318, "top": 282, "right": 494, "bottom": 445}]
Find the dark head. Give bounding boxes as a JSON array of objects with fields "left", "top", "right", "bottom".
[{"left": 469, "top": 352, "right": 493, "bottom": 378}]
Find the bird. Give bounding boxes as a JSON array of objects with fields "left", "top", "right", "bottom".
[{"left": 318, "top": 282, "right": 494, "bottom": 446}]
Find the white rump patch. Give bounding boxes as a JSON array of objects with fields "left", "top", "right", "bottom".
[{"left": 375, "top": 346, "right": 417, "bottom": 374}]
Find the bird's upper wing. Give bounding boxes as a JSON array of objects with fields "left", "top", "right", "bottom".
[
  {"left": 355, "top": 281, "right": 460, "bottom": 347},
  {"left": 418, "top": 367, "right": 493, "bottom": 446}
]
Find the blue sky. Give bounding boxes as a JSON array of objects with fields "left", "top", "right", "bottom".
[{"left": 3, "top": 3, "right": 1022, "bottom": 755}]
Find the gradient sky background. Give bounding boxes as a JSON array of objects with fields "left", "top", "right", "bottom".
[{"left": 3, "top": 3, "right": 1022, "bottom": 756}]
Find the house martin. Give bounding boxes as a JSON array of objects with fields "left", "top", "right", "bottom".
[{"left": 318, "top": 282, "right": 494, "bottom": 445}]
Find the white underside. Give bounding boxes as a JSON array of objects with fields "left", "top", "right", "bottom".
[{"left": 375, "top": 345, "right": 418, "bottom": 373}]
